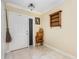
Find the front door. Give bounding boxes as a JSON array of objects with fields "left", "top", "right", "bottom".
[{"left": 8, "top": 12, "right": 29, "bottom": 51}]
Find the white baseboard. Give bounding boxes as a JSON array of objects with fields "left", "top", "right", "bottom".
[{"left": 44, "top": 43, "right": 76, "bottom": 59}]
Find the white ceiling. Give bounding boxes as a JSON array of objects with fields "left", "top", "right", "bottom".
[{"left": 6, "top": 0, "right": 64, "bottom": 13}]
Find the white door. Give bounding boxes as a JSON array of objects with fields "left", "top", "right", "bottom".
[{"left": 8, "top": 12, "right": 29, "bottom": 51}]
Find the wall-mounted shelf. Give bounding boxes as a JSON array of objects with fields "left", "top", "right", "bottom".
[{"left": 50, "top": 10, "right": 62, "bottom": 27}]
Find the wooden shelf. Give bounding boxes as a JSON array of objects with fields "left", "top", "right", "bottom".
[
  {"left": 50, "top": 10, "right": 62, "bottom": 27},
  {"left": 51, "top": 21, "right": 59, "bottom": 23},
  {"left": 51, "top": 15, "right": 59, "bottom": 19}
]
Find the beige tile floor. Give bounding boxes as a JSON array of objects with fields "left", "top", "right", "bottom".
[{"left": 6, "top": 46, "right": 70, "bottom": 59}]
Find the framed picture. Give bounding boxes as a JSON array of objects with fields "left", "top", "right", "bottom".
[{"left": 35, "top": 17, "right": 40, "bottom": 25}]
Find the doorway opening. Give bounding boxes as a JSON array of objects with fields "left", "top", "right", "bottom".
[{"left": 29, "top": 18, "right": 33, "bottom": 46}]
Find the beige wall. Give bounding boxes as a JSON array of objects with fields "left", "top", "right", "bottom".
[{"left": 40, "top": 0, "right": 76, "bottom": 57}]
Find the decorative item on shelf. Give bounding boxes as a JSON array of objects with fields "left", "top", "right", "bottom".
[
  {"left": 28, "top": 3, "right": 35, "bottom": 11},
  {"left": 50, "top": 10, "right": 62, "bottom": 28},
  {"left": 35, "top": 17, "right": 40, "bottom": 25},
  {"left": 35, "top": 28, "right": 43, "bottom": 46}
]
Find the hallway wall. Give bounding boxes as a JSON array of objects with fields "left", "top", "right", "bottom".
[{"left": 40, "top": 0, "right": 76, "bottom": 57}]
